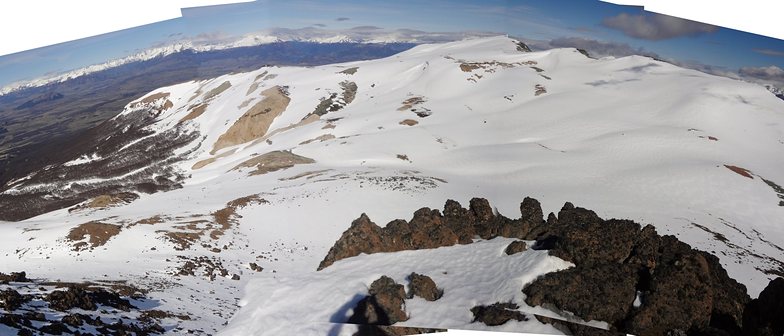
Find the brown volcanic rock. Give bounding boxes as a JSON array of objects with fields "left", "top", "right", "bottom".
[
  {"left": 523, "top": 201, "right": 751, "bottom": 335},
  {"left": 319, "top": 197, "right": 546, "bottom": 270},
  {"left": 504, "top": 241, "right": 528, "bottom": 255},
  {"left": 322, "top": 196, "right": 759, "bottom": 335},
  {"left": 349, "top": 276, "right": 408, "bottom": 325},
  {"left": 46, "top": 287, "right": 96, "bottom": 311},
  {"left": 407, "top": 273, "right": 442, "bottom": 301},
  {"left": 626, "top": 253, "right": 714, "bottom": 334},
  {"left": 0, "top": 289, "right": 26, "bottom": 311},
  {"left": 743, "top": 277, "right": 784, "bottom": 336},
  {"left": 524, "top": 263, "right": 638, "bottom": 323},
  {"left": 470, "top": 302, "right": 528, "bottom": 326},
  {"left": 0, "top": 272, "right": 29, "bottom": 284},
  {"left": 318, "top": 214, "right": 385, "bottom": 270}
]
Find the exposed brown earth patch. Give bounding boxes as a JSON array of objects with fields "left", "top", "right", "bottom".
[
  {"left": 179, "top": 103, "right": 209, "bottom": 123},
  {"left": 68, "top": 192, "right": 139, "bottom": 212},
  {"left": 212, "top": 85, "right": 290, "bottom": 154},
  {"left": 299, "top": 134, "right": 336, "bottom": 145},
  {"left": 231, "top": 150, "right": 315, "bottom": 176},
  {"left": 192, "top": 149, "right": 237, "bottom": 170},
  {"left": 212, "top": 195, "right": 268, "bottom": 240},
  {"left": 133, "top": 92, "right": 171, "bottom": 107},
  {"left": 725, "top": 164, "right": 753, "bottom": 179},
  {"left": 157, "top": 195, "right": 267, "bottom": 250},
  {"left": 458, "top": 60, "right": 537, "bottom": 73},
  {"left": 398, "top": 96, "right": 426, "bottom": 111},
  {"left": 249, "top": 114, "right": 321, "bottom": 147},
  {"left": 66, "top": 222, "right": 122, "bottom": 251},
  {"left": 279, "top": 169, "right": 332, "bottom": 181},
  {"left": 534, "top": 84, "right": 547, "bottom": 96},
  {"left": 338, "top": 67, "right": 359, "bottom": 75},
  {"left": 238, "top": 98, "right": 255, "bottom": 109},
  {"left": 130, "top": 215, "right": 165, "bottom": 226},
  {"left": 399, "top": 119, "right": 419, "bottom": 126},
  {"left": 246, "top": 82, "right": 261, "bottom": 96},
  {"left": 202, "top": 81, "right": 232, "bottom": 101}
]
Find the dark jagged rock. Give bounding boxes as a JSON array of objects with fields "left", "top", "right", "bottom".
[
  {"left": 525, "top": 263, "right": 638, "bottom": 323},
  {"left": 46, "top": 287, "right": 97, "bottom": 311},
  {"left": 90, "top": 288, "right": 135, "bottom": 312},
  {"left": 0, "top": 272, "right": 29, "bottom": 284},
  {"left": 504, "top": 240, "right": 528, "bottom": 255},
  {"left": 45, "top": 286, "right": 134, "bottom": 312},
  {"left": 523, "top": 201, "right": 751, "bottom": 335},
  {"left": 407, "top": 273, "right": 442, "bottom": 301},
  {"left": 319, "top": 197, "right": 544, "bottom": 270},
  {"left": 349, "top": 276, "right": 409, "bottom": 325},
  {"left": 470, "top": 302, "right": 528, "bottom": 326},
  {"left": 324, "top": 196, "right": 774, "bottom": 335},
  {"left": 743, "top": 277, "right": 784, "bottom": 336},
  {"left": 61, "top": 314, "right": 84, "bottom": 327},
  {"left": 39, "top": 321, "right": 72, "bottom": 335},
  {"left": 0, "top": 289, "right": 27, "bottom": 311}
]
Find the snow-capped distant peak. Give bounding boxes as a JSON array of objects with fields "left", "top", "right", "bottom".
[{"left": 0, "top": 28, "right": 500, "bottom": 97}]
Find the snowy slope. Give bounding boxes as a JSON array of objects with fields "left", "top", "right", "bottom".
[{"left": 1, "top": 36, "right": 783, "bottom": 335}]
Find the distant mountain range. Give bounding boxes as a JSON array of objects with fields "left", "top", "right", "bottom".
[{"left": 0, "top": 28, "right": 498, "bottom": 96}]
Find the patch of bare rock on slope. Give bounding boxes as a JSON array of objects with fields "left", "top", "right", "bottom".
[
  {"left": 211, "top": 85, "right": 291, "bottom": 154},
  {"left": 319, "top": 197, "right": 784, "bottom": 335}
]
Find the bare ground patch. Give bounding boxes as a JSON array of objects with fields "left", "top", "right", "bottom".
[
  {"left": 338, "top": 67, "right": 359, "bottom": 75},
  {"left": 202, "top": 81, "right": 232, "bottom": 101},
  {"left": 299, "top": 134, "right": 336, "bottom": 145},
  {"left": 534, "top": 84, "right": 547, "bottom": 96},
  {"left": 68, "top": 192, "right": 139, "bottom": 213},
  {"left": 400, "top": 119, "right": 419, "bottom": 126},
  {"left": 725, "top": 165, "right": 753, "bottom": 179},
  {"left": 134, "top": 92, "right": 170, "bottom": 105},
  {"left": 212, "top": 85, "right": 291, "bottom": 154},
  {"left": 279, "top": 169, "right": 333, "bottom": 181},
  {"left": 231, "top": 150, "right": 315, "bottom": 176},
  {"left": 67, "top": 221, "right": 123, "bottom": 251},
  {"left": 398, "top": 96, "right": 426, "bottom": 111},
  {"left": 192, "top": 149, "right": 237, "bottom": 170},
  {"left": 179, "top": 103, "right": 209, "bottom": 123}
]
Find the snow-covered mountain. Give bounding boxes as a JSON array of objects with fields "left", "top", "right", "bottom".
[
  {"left": 0, "top": 28, "right": 497, "bottom": 97},
  {"left": 1, "top": 36, "right": 783, "bottom": 335}
]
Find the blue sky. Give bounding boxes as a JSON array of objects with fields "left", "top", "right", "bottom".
[{"left": 1, "top": 0, "right": 783, "bottom": 87}]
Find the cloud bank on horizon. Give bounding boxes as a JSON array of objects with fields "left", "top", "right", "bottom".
[{"left": 0, "top": 0, "right": 782, "bottom": 90}]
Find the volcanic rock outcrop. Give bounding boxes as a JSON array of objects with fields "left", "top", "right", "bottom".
[
  {"left": 317, "top": 197, "right": 544, "bottom": 270},
  {"left": 322, "top": 197, "right": 784, "bottom": 335}
]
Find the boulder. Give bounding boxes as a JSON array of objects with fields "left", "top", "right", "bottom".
[
  {"left": 349, "top": 276, "right": 408, "bottom": 325},
  {"left": 407, "top": 273, "right": 442, "bottom": 301},
  {"left": 504, "top": 241, "right": 528, "bottom": 255}
]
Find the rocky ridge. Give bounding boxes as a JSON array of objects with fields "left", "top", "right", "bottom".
[{"left": 320, "top": 197, "right": 784, "bottom": 335}]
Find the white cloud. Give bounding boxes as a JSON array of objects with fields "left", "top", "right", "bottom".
[{"left": 602, "top": 12, "right": 717, "bottom": 40}]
